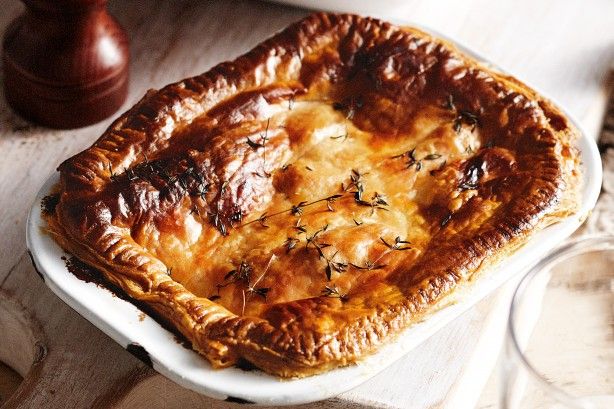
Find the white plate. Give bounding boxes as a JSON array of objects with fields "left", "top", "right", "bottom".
[{"left": 26, "top": 23, "right": 602, "bottom": 406}]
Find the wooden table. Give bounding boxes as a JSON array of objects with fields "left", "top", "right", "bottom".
[{"left": 0, "top": 0, "right": 612, "bottom": 407}]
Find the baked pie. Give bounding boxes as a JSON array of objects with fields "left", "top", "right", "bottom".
[{"left": 45, "top": 13, "right": 580, "bottom": 377}]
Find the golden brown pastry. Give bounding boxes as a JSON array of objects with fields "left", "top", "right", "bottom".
[{"left": 45, "top": 13, "right": 580, "bottom": 377}]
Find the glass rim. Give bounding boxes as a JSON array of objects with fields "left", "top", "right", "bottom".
[{"left": 507, "top": 234, "right": 614, "bottom": 408}]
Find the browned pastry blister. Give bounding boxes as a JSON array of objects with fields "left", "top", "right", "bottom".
[{"left": 45, "top": 13, "right": 580, "bottom": 377}]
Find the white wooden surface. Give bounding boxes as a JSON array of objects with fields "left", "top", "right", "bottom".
[{"left": 0, "top": 0, "right": 612, "bottom": 408}]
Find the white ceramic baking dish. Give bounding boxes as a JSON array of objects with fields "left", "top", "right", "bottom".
[{"left": 26, "top": 21, "right": 602, "bottom": 406}]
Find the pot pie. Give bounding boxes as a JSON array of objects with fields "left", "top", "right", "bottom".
[{"left": 45, "top": 13, "right": 580, "bottom": 377}]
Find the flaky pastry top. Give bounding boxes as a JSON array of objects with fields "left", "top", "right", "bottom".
[{"left": 47, "top": 13, "right": 580, "bottom": 377}]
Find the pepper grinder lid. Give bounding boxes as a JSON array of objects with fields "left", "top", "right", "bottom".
[{"left": 2, "top": 0, "right": 129, "bottom": 129}]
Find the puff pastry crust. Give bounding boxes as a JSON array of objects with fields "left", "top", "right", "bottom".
[{"left": 46, "top": 13, "right": 580, "bottom": 377}]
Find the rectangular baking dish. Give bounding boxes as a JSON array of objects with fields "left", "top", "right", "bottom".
[{"left": 26, "top": 21, "right": 602, "bottom": 406}]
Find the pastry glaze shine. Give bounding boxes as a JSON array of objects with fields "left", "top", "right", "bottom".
[{"left": 46, "top": 13, "right": 580, "bottom": 377}]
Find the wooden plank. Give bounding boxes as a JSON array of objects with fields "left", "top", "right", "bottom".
[
  {"left": 0, "top": 362, "right": 21, "bottom": 406},
  {"left": 0, "top": 0, "right": 611, "bottom": 407}
]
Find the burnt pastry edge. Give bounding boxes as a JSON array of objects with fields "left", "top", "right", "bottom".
[{"left": 46, "top": 13, "right": 580, "bottom": 377}]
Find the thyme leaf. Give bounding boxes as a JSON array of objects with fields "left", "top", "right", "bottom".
[
  {"left": 380, "top": 236, "right": 412, "bottom": 251},
  {"left": 392, "top": 149, "right": 443, "bottom": 172},
  {"left": 356, "top": 192, "right": 389, "bottom": 215},
  {"left": 453, "top": 110, "right": 479, "bottom": 133},
  {"left": 305, "top": 224, "right": 329, "bottom": 248},
  {"left": 321, "top": 285, "right": 348, "bottom": 300},
  {"left": 246, "top": 286, "right": 270, "bottom": 300},
  {"left": 221, "top": 261, "right": 252, "bottom": 286},
  {"left": 291, "top": 201, "right": 308, "bottom": 216},
  {"left": 246, "top": 137, "right": 264, "bottom": 149},
  {"left": 293, "top": 218, "right": 307, "bottom": 234},
  {"left": 283, "top": 237, "right": 300, "bottom": 253}
]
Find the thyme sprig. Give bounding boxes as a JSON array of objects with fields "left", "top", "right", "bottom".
[
  {"left": 321, "top": 285, "right": 348, "bottom": 300},
  {"left": 350, "top": 245, "right": 392, "bottom": 270},
  {"left": 246, "top": 138, "right": 264, "bottom": 149},
  {"left": 240, "top": 194, "right": 344, "bottom": 228},
  {"left": 341, "top": 170, "right": 391, "bottom": 215},
  {"left": 246, "top": 118, "right": 272, "bottom": 178},
  {"left": 304, "top": 224, "right": 348, "bottom": 280},
  {"left": 242, "top": 168, "right": 391, "bottom": 229},
  {"left": 453, "top": 110, "right": 479, "bottom": 133},
  {"left": 356, "top": 192, "right": 389, "bottom": 215},
  {"left": 342, "top": 169, "right": 367, "bottom": 199},
  {"left": 324, "top": 251, "right": 349, "bottom": 280},
  {"left": 240, "top": 255, "right": 277, "bottom": 314},
  {"left": 253, "top": 212, "right": 270, "bottom": 228},
  {"left": 380, "top": 236, "right": 412, "bottom": 251},
  {"left": 444, "top": 94, "right": 481, "bottom": 133},
  {"left": 245, "top": 286, "right": 270, "bottom": 299},
  {"left": 391, "top": 149, "right": 443, "bottom": 172},
  {"left": 349, "top": 234, "right": 413, "bottom": 271},
  {"left": 218, "top": 260, "right": 253, "bottom": 289},
  {"left": 291, "top": 201, "right": 308, "bottom": 216},
  {"left": 283, "top": 237, "right": 300, "bottom": 253},
  {"left": 217, "top": 257, "right": 276, "bottom": 315},
  {"left": 293, "top": 218, "right": 307, "bottom": 233},
  {"left": 408, "top": 150, "right": 422, "bottom": 171},
  {"left": 305, "top": 224, "right": 330, "bottom": 252},
  {"left": 391, "top": 149, "right": 413, "bottom": 160}
]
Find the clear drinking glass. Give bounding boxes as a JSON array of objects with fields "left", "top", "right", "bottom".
[{"left": 501, "top": 235, "right": 614, "bottom": 409}]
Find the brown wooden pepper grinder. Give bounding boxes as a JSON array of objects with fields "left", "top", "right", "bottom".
[{"left": 2, "top": 0, "right": 129, "bottom": 129}]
